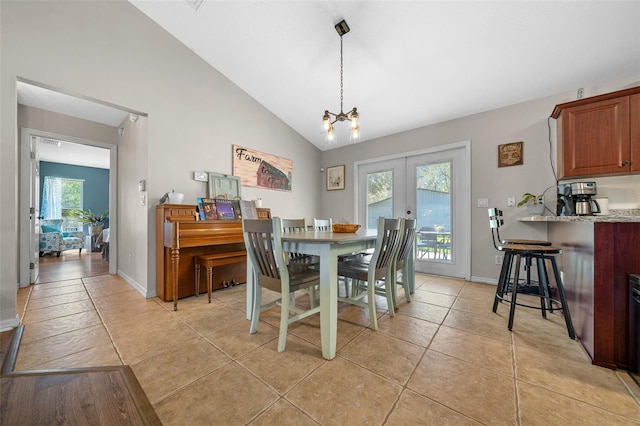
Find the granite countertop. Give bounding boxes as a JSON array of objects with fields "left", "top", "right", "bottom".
[{"left": 519, "top": 209, "right": 640, "bottom": 223}]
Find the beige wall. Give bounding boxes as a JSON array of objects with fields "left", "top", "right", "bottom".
[
  {"left": 320, "top": 78, "right": 640, "bottom": 283},
  {"left": 1, "top": 1, "right": 321, "bottom": 329}
]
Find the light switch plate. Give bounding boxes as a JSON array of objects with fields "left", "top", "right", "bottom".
[
  {"left": 507, "top": 196, "right": 516, "bottom": 207},
  {"left": 193, "top": 171, "right": 208, "bottom": 182},
  {"left": 478, "top": 198, "right": 489, "bottom": 208}
]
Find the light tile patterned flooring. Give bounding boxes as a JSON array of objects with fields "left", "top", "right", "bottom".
[{"left": 15, "top": 274, "right": 640, "bottom": 425}]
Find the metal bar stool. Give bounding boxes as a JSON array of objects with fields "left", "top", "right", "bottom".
[{"left": 490, "top": 218, "right": 575, "bottom": 339}]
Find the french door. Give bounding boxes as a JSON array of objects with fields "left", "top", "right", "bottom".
[{"left": 356, "top": 143, "right": 470, "bottom": 279}]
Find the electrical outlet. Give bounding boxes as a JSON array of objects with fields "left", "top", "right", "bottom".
[
  {"left": 507, "top": 196, "right": 516, "bottom": 207},
  {"left": 495, "top": 255, "right": 502, "bottom": 265},
  {"left": 478, "top": 198, "right": 489, "bottom": 208}
]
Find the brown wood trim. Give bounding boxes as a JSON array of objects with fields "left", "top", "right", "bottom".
[
  {"left": 0, "top": 325, "right": 23, "bottom": 376},
  {"left": 551, "top": 85, "right": 640, "bottom": 118}
]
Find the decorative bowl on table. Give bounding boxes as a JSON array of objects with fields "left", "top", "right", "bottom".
[{"left": 332, "top": 224, "right": 361, "bottom": 233}]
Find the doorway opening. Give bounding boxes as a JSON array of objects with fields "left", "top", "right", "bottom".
[{"left": 20, "top": 129, "right": 118, "bottom": 286}]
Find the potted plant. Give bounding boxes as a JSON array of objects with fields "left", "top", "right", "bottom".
[
  {"left": 75, "top": 209, "right": 109, "bottom": 235},
  {"left": 517, "top": 193, "right": 545, "bottom": 216}
]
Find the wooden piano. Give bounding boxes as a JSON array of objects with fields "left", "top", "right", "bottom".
[{"left": 156, "top": 204, "right": 261, "bottom": 309}]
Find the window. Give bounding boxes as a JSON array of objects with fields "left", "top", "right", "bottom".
[
  {"left": 42, "top": 176, "right": 84, "bottom": 229},
  {"left": 61, "top": 179, "right": 83, "bottom": 229}
]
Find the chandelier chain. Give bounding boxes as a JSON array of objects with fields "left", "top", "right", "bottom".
[{"left": 339, "top": 35, "right": 344, "bottom": 113}]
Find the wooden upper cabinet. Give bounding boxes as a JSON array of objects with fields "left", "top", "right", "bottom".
[
  {"left": 631, "top": 93, "right": 640, "bottom": 174},
  {"left": 552, "top": 86, "right": 640, "bottom": 179}
]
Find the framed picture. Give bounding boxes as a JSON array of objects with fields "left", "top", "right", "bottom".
[
  {"left": 498, "top": 141, "right": 524, "bottom": 167},
  {"left": 326, "top": 165, "right": 345, "bottom": 191},
  {"left": 208, "top": 173, "right": 242, "bottom": 199}
]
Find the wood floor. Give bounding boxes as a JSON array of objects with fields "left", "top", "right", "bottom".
[{"left": 36, "top": 251, "right": 109, "bottom": 284}]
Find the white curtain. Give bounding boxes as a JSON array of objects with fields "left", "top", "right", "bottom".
[{"left": 41, "top": 176, "right": 62, "bottom": 219}]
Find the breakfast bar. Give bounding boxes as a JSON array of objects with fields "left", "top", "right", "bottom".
[{"left": 519, "top": 211, "right": 640, "bottom": 371}]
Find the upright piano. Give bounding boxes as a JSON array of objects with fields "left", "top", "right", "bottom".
[
  {"left": 156, "top": 204, "right": 271, "bottom": 304},
  {"left": 156, "top": 204, "right": 245, "bottom": 304}
]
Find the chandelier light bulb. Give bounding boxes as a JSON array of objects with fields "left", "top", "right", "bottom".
[{"left": 323, "top": 111, "right": 332, "bottom": 131}]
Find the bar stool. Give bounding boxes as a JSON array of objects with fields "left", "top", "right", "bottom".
[
  {"left": 489, "top": 218, "right": 575, "bottom": 339},
  {"left": 488, "top": 208, "right": 551, "bottom": 246}
]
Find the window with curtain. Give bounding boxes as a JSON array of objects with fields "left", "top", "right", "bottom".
[{"left": 42, "top": 176, "right": 84, "bottom": 229}]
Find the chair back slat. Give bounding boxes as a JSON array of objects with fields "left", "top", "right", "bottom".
[
  {"left": 281, "top": 218, "right": 306, "bottom": 232},
  {"left": 372, "top": 218, "right": 403, "bottom": 271},
  {"left": 243, "top": 218, "right": 283, "bottom": 280},
  {"left": 396, "top": 219, "right": 417, "bottom": 263},
  {"left": 313, "top": 218, "right": 332, "bottom": 231}
]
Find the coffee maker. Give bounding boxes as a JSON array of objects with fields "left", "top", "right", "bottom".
[{"left": 557, "top": 182, "right": 600, "bottom": 216}]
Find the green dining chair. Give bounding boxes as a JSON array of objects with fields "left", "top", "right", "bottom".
[
  {"left": 243, "top": 217, "right": 321, "bottom": 352},
  {"left": 337, "top": 217, "right": 403, "bottom": 329}
]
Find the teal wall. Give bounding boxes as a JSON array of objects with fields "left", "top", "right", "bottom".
[{"left": 39, "top": 161, "right": 109, "bottom": 230}]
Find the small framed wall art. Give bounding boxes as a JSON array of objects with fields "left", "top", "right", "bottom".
[
  {"left": 326, "top": 165, "right": 345, "bottom": 191},
  {"left": 208, "top": 173, "right": 242, "bottom": 199},
  {"left": 498, "top": 141, "right": 523, "bottom": 167}
]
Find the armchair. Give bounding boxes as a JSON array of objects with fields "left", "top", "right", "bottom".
[{"left": 39, "top": 219, "right": 85, "bottom": 257}]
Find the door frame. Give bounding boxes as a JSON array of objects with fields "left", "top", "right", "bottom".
[
  {"left": 354, "top": 140, "right": 471, "bottom": 280},
  {"left": 19, "top": 127, "right": 118, "bottom": 286}
]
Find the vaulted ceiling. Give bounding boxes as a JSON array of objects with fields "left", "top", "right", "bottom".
[{"left": 130, "top": 1, "right": 640, "bottom": 150}]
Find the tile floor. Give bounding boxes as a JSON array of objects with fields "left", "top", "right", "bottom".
[{"left": 15, "top": 273, "right": 640, "bottom": 425}]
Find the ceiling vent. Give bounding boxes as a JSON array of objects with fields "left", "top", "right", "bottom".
[
  {"left": 184, "top": 0, "right": 205, "bottom": 11},
  {"left": 41, "top": 138, "right": 62, "bottom": 147}
]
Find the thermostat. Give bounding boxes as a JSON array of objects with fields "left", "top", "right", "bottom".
[{"left": 193, "top": 172, "right": 208, "bottom": 182}]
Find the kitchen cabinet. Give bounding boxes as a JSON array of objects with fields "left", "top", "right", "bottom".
[
  {"left": 546, "top": 221, "right": 640, "bottom": 370},
  {"left": 552, "top": 86, "right": 640, "bottom": 179}
]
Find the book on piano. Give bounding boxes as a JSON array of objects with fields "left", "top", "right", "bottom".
[
  {"left": 215, "top": 198, "right": 236, "bottom": 220},
  {"left": 238, "top": 200, "right": 258, "bottom": 219},
  {"left": 198, "top": 197, "right": 218, "bottom": 220}
]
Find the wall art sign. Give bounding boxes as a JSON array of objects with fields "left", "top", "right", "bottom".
[
  {"left": 498, "top": 141, "right": 523, "bottom": 167},
  {"left": 326, "top": 165, "right": 345, "bottom": 191},
  {"left": 232, "top": 145, "right": 292, "bottom": 191}
]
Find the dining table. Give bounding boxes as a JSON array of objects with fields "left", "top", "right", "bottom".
[{"left": 245, "top": 229, "right": 378, "bottom": 360}]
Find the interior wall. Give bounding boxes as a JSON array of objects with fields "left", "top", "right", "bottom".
[
  {"left": 321, "top": 77, "right": 640, "bottom": 284},
  {"left": 117, "top": 113, "right": 149, "bottom": 293},
  {"left": 1, "top": 1, "right": 321, "bottom": 328}
]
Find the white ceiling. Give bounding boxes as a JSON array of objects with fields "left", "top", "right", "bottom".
[
  {"left": 129, "top": 0, "right": 640, "bottom": 150},
  {"left": 16, "top": 1, "right": 640, "bottom": 154},
  {"left": 17, "top": 81, "right": 119, "bottom": 169}
]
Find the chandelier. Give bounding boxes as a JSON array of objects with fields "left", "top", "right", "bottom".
[{"left": 323, "top": 19, "right": 359, "bottom": 144}]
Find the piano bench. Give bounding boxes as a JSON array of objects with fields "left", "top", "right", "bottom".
[{"left": 195, "top": 251, "right": 247, "bottom": 304}]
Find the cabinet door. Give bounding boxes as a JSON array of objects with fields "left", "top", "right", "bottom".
[
  {"left": 559, "top": 96, "right": 630, "bottom": 178},
  {"left": 631, "top": 93, "right": 640, "bottom": 172}
]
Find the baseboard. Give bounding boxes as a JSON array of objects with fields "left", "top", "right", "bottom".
[
  {"left": 470, "top": 276, "right": 498, "bottom": 285},
  {"left": 0, "top": 317, "right": 20, "bottom": 333},
  {"left": 117, "top": 269, "right": 156, "bottom": 298}
]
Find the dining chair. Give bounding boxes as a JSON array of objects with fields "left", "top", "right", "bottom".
[
  {"left": 389, "top": 218, "right": 416, "bottom": 310},
  {"left": 313, "top": 218, "right": 332, "bottom": 231},
  {"left": 416, "top": 226, "right": 438, "bottom": 259},
  {"left": 337, "top": 217, "right": 403, "bottom": 329},
  {"left": 281, "top": 218, "right": 318, "bottom": 307},
  {"left": 243, "top": 217, "right": 321, "bottom": 352}
]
